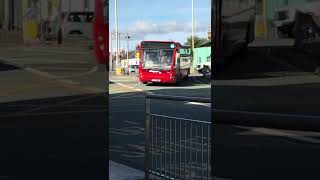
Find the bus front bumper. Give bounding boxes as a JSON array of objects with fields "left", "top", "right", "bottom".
[{"left": 139, "top": 73, "right": 176, "bottom": 83}]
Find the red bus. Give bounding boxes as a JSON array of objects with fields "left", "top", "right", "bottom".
[
  {"left": 136, "top": 41, "right": 192, "bottom": 84},
  {"left": 93, "top": 0, "right": 108, "bottom": 65}
]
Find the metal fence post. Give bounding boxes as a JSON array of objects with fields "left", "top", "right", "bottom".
[
  {"left": 145, "top": 94, "right": 211, "bottom": 180},
  {"left": 145, "top": 97, "right": 151, "bottom": 180}
]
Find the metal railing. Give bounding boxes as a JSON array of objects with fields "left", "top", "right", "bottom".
[{"left": 145, "top": 94, "right": 211, "bottom": 180}]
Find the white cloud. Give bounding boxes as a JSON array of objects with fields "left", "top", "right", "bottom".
[{"left": 126, "top": 21, "right": 210, "bottom": 38}]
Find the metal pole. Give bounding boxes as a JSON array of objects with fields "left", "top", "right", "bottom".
[
  {"left": 39, "top": 0, "right": 44, "bottom": 43},
  {"left": 145, "top": 97, "right": 151, "bottom": 180},
  {"left": 118, "top": 32, "right": 121, "bottom": 69},
  {"left": 110, "top": 30, "right": 113, "bottom": 71},
  {"left": 262, "top": 0, "right": 267, "bottom": 39},
  {"left": 68, "top": 0, "right": 71, "bottom": 13},
  {"left": 119, "top": 32, "right": 121, "bottom": 58},
  {"left": 191, "top": 0, "right": 195, "bottom": 74},
  {"left": 57, "top": 0, "right": 62, "bottom": 44},
  {"left": 84, "top": 0, "right": 88, "bottom": 11},
  {"left": 126, "top": 32, "right": 130, "bottom": 66},
  {"left": 115, "top": 0, "right": 119, "bottom": 69}
]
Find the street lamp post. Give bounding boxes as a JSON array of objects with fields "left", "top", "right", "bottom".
[
  {"left": 262, "top": 0, "right": 267, "bottom": 39},
  {"left": 115, "top": 0, "right": 121, "bottom": 75},
  {"left": 110, "top": 30, "right": 113, "bottom": 71},
  {"left": 125, "top": 32, "right": 130, "bottom": 63},
  {"left": 57, "top": 0, "right": 62, "bottom": 45},
  {"left": 191, "top": 0, "right": 195, "bottom": 74}
]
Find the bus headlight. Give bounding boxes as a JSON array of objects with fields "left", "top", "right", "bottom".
[
  {"left": 98, "top": 36, "right": 104, "bottom": 42},
  {"left": 99, "top": 44, "right": 104, "bottom": 50}
]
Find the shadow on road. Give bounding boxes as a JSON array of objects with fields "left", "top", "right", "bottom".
[
  {"left": 213, "top": 82, "right": 320, "bottom": 115},
  {"left": 214, "top": 48, "right": 319, "bottom": 80},
  {"left": 109, "top": 85, "right": 320, "bottom": 180},
  {"left": 0, "top": 93, "right": 107, "bottom": 180},
  {"left": 212, "top": 45, "right": 320, "bottom": 179},
  {"left": 0, "top": 61, "right": 20, "bottom": 71},
  {"left": 109, "top": 87, "right": 211, "bottom": 172},
  {"left": 213, "top": 124, "right": 320, "bottom": 180},
  {"left": 144, "top": 77, "right": 209, "bottom": 87}
]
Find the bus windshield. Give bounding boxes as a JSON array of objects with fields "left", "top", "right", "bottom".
[{"left": 142, "top": 49, "right": 174, "bottom": 70}]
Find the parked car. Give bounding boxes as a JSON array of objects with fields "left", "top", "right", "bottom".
[
  {"left": 48, "top": 11, "right": 94, "bottom": 40},
  {"left": 274, "top": 2, "right": 320, "bottom": 38},
  {"left": 196, "top": 55, "right": 211, "bottom": 74},
  {"left": 62, "top": 11, "right": 94, "bottom": 39},
  {"left": 221, "top": 0, "right": 255, "bottom": 58},
  {"left": 129, "top": 65, "right": 139, "bottom": 74}
]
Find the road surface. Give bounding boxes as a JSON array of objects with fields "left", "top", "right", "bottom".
[
  {"left": 0, "top": 37, "right": 107, "bottom": 180},
  {"left": 109, "top": 73, "right": 211, "bottom": 174},
  {"left": 213, "top": 47, "right": 320, "bottom": 179}
]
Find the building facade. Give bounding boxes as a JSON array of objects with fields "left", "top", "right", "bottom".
[
  {"left": 1, "top": 0, "right": 95, "bottom": 43},
  {"left": 0, "top": 0, "right": 23, "bottom": 30}
]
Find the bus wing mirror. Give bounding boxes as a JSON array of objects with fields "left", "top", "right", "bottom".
[{"left": 175, "top": 58, "right": 180, "bottom": 68}]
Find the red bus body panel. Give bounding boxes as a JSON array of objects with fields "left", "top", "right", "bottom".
[
  {"left": 138, "top": 41, "right": 182, "bottom": 83},
  {"left": 93, "top": 0, "right": 108, "bottom": 64}
]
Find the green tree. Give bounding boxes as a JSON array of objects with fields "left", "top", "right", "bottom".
[{"left": 185, "top": 35, "right": 207, "bottom": 48}]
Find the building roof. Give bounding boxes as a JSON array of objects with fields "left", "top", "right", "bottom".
[{"left": 199, "top": 40, "right": 211, "bottom": 47}]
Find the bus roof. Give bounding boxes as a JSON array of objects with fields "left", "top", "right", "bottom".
[
  {"left": 140, "top": 40, "right": 177, "bottom": 43},
  {"left": 138, "top": 40, "right": 183, "bottom": 49}
]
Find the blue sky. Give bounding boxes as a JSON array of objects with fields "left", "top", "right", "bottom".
[{"left": 109, "top": 0, "right": 211, "bottom": 52}]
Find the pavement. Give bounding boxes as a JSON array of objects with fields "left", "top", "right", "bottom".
[
  {"left": 109, "top": 161, "right": 144, "bottom": 180},
  {"left": 0, "top": 38, "right": 212, "bottom": 179},
  {"left": 2, "top": 34, "right": 320, "bottom": 179},
  {"left": 0, "top": 37, "right": 108, "bottom": 179},
  {"left": 109, "top": 72, "right": 211, "bottom": 179},
  {"left": 213, "top": 47, "right": 320, "bottom": 179}
]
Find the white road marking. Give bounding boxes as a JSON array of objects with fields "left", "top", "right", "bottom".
[
  {"left": 17, "top": 48, "right": 90, "bottom": 55},
  {"left": 37, "top": 67, "right": 89, "bottom": 71},
  {"left": 57, "top": 66, "right": 99, "bottom": 78},
  {"left": 24, "top": 67, "right": 58, "bottom": 79},
  {"left": 22, "top": 67, "right": 104, "bottom": 93},
  {"left": 236, "top": 126, "right": 320, "bottom": 144},
  {"left": 1, "top": 55, "right": 99, "bottom": 79},
  {"left": 186, "top": 102, "right": 211, "bottom": 107},
  {"left": 58, "top": 79, "right": 80, "bottom": 85},
  {"left": 113, "top": 81, "right": 148, "bottom": 94},
  {"left": 110, "top": 95, "right": 145, "bottom": 99},
  {"left": 110, "top": 79, "right": 137, "bottom": 82},
  {"left": 111, "top": 92, "right": 139, "bottom": 99},
  {"left": 8, "top": 59, "right": 90, "bottom": 64}
]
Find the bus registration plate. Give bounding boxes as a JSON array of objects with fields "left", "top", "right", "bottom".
[{"left": 151, "top": 79, "right": 161, "bottom": 82}]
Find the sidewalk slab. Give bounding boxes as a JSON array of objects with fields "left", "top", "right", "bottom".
[
  {"left": 109, "top": 161, "right": 144, "bottom": 180},
  {"left": 190, "top": 74, "right": 211, "bottom": 84}
]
